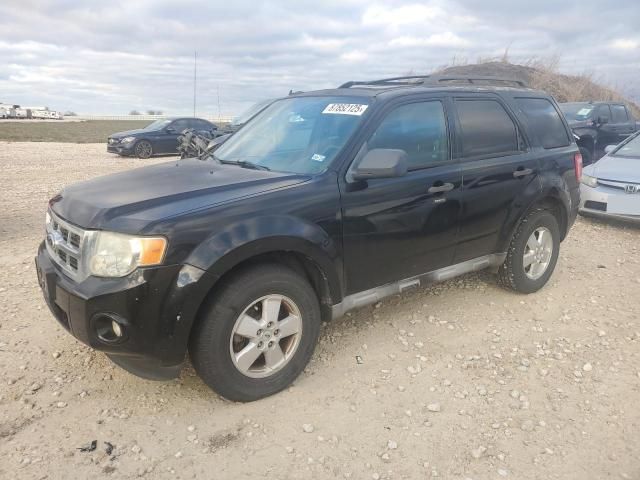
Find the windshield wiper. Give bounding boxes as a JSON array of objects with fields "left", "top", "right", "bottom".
[{"left": 215, "top": 158, "right": 271, "bottom": 171}]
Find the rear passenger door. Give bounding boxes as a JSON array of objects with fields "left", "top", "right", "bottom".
[
  {"left": 453, "top": 96, "right": 540, "bottom": 263},
  {"left": 595, "top": 104, "right": 617, "bottom": 150}
]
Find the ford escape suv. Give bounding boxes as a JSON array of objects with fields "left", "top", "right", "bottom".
[{"left": 36, "top": 75, "right": 581, "bottom": 402}]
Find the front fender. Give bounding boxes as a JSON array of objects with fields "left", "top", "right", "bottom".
[{"left": 185, "top": 215, "right": 343, "bottom": 302}]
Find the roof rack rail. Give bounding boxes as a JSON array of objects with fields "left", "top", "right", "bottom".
[{"left": 339, "top": 75, "right": 528, "bottom": 89}]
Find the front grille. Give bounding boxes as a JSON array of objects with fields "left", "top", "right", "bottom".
[
  {"left": 46, "top": 210, "right": 87, "bottom": 280},
  {"left": 584, "top": 201, "right": 607, "bottom": 212},
  {"left": 108, "top": 138, "right": 119, "bottom": 145},
  {"left": 598, "top": 179, "right": 639, "bottom": 191}
]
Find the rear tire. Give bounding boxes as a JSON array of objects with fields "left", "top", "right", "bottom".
[
  {"left": 134, "top": 140, "right": 153, "bottom": 159},
  {"left": 497, "top": 209, "right": 560, "bottom": 294},
  {"left": 189, "top": 264, "right": 321, "bottom": 402}
]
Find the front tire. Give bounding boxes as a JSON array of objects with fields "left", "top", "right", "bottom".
[
  {"left": 189, "top": 264, "right": 321, "bottom": 402},
  {"left": 497, "top": 209, "right": 560, "bottom": 293},
  {"left": 134, "top": 140, "right": 153, "bottom": 159}
]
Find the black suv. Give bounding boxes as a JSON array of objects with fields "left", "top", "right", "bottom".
[
  {"left": 36, "top": 76, "right": 581, "bottom": 401},
  {"left": 560, "top": 101, "right": 638, "bottom": 165},
  {"left": 107, "top": 117, "right": 218, "bottom": 158}
]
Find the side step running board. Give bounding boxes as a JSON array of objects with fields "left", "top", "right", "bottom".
[{"left": 331, "top": 253, "right": 506, "bottom": 319}]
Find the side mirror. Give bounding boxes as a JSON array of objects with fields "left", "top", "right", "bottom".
[
  {"left": 604, "top": 144, "right": 617, "bottom": 154},
  {"left": 597, "top": 116, "right": 609, "bottom": 125},
  {"left": 165, "top": 127, "right": 177, "bottom": 134},
  {"left": 351, "top": 149, "right": 408, "bottom": 181}
]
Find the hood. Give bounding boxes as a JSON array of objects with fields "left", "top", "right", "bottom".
[
  {"left": 109, "top": 128, "right": 150, "bottom": 138},
  {"left": 586, "top": 154, "right": 640, "bottom": 183},
  {"left": 51, "top": 158, "right": 309, "bottom": 232}
]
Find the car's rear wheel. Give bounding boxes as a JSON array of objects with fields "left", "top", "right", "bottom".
[
  {"left": 134, "top": 140, "right": 153, "bottom": 159},
  {"left": 189, "top": 264, "right": 321, "bottom": 402},
  {"left": 497, "top": 208, "right": 560, "bottom": 293}
]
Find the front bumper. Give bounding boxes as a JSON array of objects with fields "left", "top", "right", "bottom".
[
  {"left": 579, "top": 183, "right": 640, "bottom": 223},
  {"left": 35, "top": 242, "right": 212, "bottom": 380},
  {"left": 107, "top": 141, "right": 135, "bottom": 155}
]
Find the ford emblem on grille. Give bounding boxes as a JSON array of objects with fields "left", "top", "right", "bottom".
[
  {"left": 625, "top": 184, "right": 639, "bottom": 194},
  {"left": 47, "top": 230, "right": 64, "bottom": 249}
]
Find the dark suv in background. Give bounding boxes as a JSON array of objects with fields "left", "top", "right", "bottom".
[
  {"left": 560, "top": 101, "right": 638, "bottom": 165},
  {"left": 36, "top": 76, "right": 580, "bottom": 401},
  {"left": 107, "top": 117, "right": 218, "bottom": 158}
]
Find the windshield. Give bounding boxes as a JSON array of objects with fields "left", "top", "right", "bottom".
[
  {"left": 560, "top": 103, "right": 594, "bottom": 122},
  {"left": 232, "top": 99, "right": 274, "bottom": 127},
  {"left": 144, "top": 119, "right": 171, "bottom": 131},
  {"left": 215, "top": 96, "right": 370, "bottom": 174},
  {"left": 610, "top": 133, "right": 640, "bottom": 158}
]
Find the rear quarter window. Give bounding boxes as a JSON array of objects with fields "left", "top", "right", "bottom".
[
  {"left": 611, "top": 105, "right": 629, "bottom": 123},
  {"left": 516, "top": 98, "right": 570, "bottom": 149}
]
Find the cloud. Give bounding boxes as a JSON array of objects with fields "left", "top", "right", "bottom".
[
  {"left": 362, "top": 4, "right": 444, "bottom": 27},
  {"left": 389, "top": 32, "right": 471, "bottom": 48},
  {"left": 611, "top": 39, "right": 638, "bottom": 50},
  {"left": 0, "top": 0, "right": 639, "bottom": 115}
]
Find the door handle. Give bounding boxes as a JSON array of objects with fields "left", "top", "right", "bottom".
[
  {"left": 428, "top": 182, "right": 454, "bottom": 194},
  {"left": 513, "top": 168, "right": 533, "bottom": 178}
]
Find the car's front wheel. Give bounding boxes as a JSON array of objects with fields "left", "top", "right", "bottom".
[
  {"left": 497, "top": 208, "right": 560, "bottom": 293},
  {"left": 134, "top": 140, "right": 153, "bottom": 159},
  {"left": 189, "top": 264, "right": 321, "bottom": 402}
]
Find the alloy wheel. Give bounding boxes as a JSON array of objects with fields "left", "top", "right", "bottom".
[
  {"left": 135, "top": 141, "right": 152, "bottom": 158},
  {"left": 229, "top": 295, "right": 303, "bottom": 378},
  {"left": 523, "top": 226, "right": 553, "bottom": 280}
]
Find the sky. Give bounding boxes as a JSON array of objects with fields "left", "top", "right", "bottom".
[{"left": 1, "top": 0, "right": 639, "bottom": 117}]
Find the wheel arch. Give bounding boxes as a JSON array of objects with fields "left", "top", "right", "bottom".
[{"left": 498, "top": 189, "right": 570, "bottom": 253}]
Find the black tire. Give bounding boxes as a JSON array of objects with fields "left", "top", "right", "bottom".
[
  {"left": 579, "top": 146, "right": 593, "bottom": 166},
  {"left": 497, "top": 209, "right": 561, "bottom": 294},
  {"left": 134, "top": 140, "right": 153, "bottom": 159},
  {"left": 189, "top": 264, "right": 321, "bottom": 402}
]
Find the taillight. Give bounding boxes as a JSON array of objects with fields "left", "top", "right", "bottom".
[{"left": 573, "top": 152, "right": 583, "bottom": 182}]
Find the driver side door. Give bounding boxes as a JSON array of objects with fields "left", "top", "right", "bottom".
[
  {"left": 339, "top": 97, "right": 463, "bottom": 295},
  {"left": 157, "top": 119, "right": 188, "bottom": 153}
]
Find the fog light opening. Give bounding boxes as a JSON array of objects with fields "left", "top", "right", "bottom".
[{"left": 94, "top": 313, "right": 127, "bottom": 344}]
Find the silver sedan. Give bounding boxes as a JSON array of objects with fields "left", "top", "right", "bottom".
[{"left": 579, "top": 132, "right": 640, "bottom": 223}]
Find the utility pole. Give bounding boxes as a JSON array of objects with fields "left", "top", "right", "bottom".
[
  {"left": 217, "top": 85, "right": 221, "bottom": 122},
  {"left": 193, "top": 51, "right": 197, "bottom": 116}
]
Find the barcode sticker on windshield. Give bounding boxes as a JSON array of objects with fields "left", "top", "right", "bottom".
[
  {"left": 577, "top": 108, "right": 592, "bottom": 115},
  {"left": 322, "top": 103, "right": 368, "bottom": 116}
]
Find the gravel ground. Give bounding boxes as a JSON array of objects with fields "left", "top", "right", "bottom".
[{"left": 1, "top": 142, "right": 639, "bottom": 480}]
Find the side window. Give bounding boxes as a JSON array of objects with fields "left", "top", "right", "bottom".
[
  {"left": 368, "top": 101, "right": 449, "bottom": 170},
  {"left": 193, "top": 119, "right": 210, "bottom": 130},
  {"left": 456, "top": 99, "right": 520, "bottom": 158},
  {"left": 611, "top": 105, "right": 629, "bottom": 123},
  {"left": 516, "top": 98, "right": 570, "bottom": 149},
  {"left": 597, "top": 104, "right": 612, "bottom": 121},
  {"left": 170, "top": 119, "right": 189, "bottom": 132}
]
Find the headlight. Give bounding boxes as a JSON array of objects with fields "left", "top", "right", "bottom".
[
  {"left": 121, "top": 136, "right": 136, "bottom": 144},
  {"left": 88, "top": 231, "right": 167, "bottom": 277},
  {"left": 45, "top": 210, "right": 51, "bottom": 228},
  {"left": 581, "top": 174, "right": 598, "bottom": 188}
]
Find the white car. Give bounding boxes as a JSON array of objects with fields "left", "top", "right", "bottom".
[{"left": 580, "top": 132, "right": 640, "bottom": 223}]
